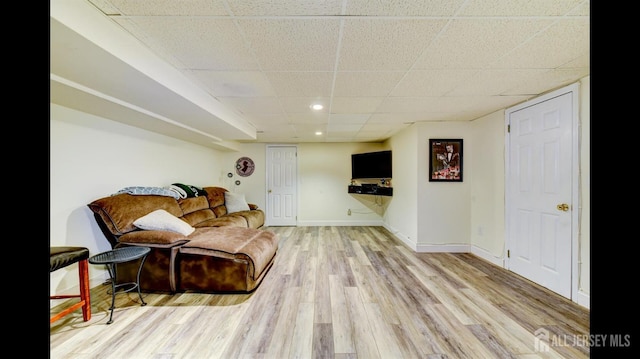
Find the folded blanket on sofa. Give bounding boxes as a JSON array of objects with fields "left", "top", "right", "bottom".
[
  {"left": 171, "top": 183, "right": 207, "bottom": 198},
  {"left": 117, "top": 186, "right": 181, "bottom": 200},
  {"left": 168, "top": 185, "right": 187, "bottom": 199}
]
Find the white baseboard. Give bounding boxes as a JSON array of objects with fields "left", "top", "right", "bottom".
[
  {"left": 576, "top": 289, "right": 590, "bottom": 309},
  {"left": 296, "top": 220, "right": 384, "bottom": 226},
  {"left": 414, "top": 244, "right": 471, "bottom": 253},
  {"left": 470, "top": 245, "right": 504, "bottom": 267}
]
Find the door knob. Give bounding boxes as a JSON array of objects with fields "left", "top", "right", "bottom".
[
  {"left": 268, "top": 189, "right": 272, "bottom": 193},
  {"left": 556, "top": 203, "right": 569, "bottom": 211}
]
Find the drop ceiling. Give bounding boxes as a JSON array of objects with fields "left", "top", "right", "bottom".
[{"left": 50, "top": 0, "right": 590, "bottom": 149}]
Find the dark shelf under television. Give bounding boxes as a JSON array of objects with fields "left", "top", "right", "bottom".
[{"left": 348, "top": 185, "right": 393, "bottom": 196}]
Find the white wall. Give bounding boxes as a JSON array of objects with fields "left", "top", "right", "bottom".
[
  {"left": 416, "top": 122, "right": 472, "bottom": 251},
  {"left": 470, "top": 110, "right": 506, "bottom": 262},
  {"left": 385, "top": 126, "right": 419, "bottom": 246},
  {"left": 219, "top": 143, "right": 267, "bottom": 210},
  {"left": 381, "top": 77, "right": 590, "bottom": 306},
  {"left": 218, "top": 142, "right": 394, "bottom": 226},
  {"left": 50, "top": 104, "right": 227, "bottom": 297},
  {"left": 297, "top": 143, "right": 389, "bottom": 225},
  {"left": 51, "top": 75, "right": 590, "bottom": 306}
]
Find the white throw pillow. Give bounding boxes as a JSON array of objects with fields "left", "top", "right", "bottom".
[
  {"left": 224, "top": 192, "right": 250, "bottom": 213},
  {"left": 133, "top": 209, "right": 195, "bottom": 236}
]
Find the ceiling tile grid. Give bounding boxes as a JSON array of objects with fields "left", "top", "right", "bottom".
[{"left": 76, "top": 0, "right": 590, "bottom": 143}]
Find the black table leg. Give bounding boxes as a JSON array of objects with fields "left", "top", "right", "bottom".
[
  {"left": 103, "top": 253, "right": 149, "bottom": 324},
  {"left": 136, "top": 255, "right": 148, "bottom": 306},
  {"left": 106, "top": 263, "right": 116, "bottom": 325}
]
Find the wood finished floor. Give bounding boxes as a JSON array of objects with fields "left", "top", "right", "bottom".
[{"left": 50, "top": 226, "right": 589, "bottom": 358}]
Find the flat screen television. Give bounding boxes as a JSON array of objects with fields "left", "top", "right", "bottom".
[{"left": 351, "top": 150, "right": 392, "bottom": 179}]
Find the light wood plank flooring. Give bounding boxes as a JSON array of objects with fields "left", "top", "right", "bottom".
[{"left": 50, "top": 226, "right": 589, "bottom": 358}]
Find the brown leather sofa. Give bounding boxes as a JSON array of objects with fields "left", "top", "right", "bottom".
[{"left": 88, "top": 186, "right": 278, "bottom": 293}]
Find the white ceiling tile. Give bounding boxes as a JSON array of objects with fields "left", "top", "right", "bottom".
[
  {"left": 191, "top": 70, "right": 276, "bottom": 97},
  {"left": 287, "top": 113, "right": 330, "bottom": 124},
  {"left": 368, "top": 113, "right": 441, "bottom": 124},
  {"left": 377, "top": 96, "right": 483, "bottom": 113},
  {"left": 115, "top": 18, "right": 259, "bottom": 70},
  {"left": 266, "top": 72, "right": 334, "bottom": 97},
  {"left": 55, "top": 0, "right": 590, "bottom": 144},
  {"left": 568, "top": 0, "right": 590, "bottom": 16},
  {"left": 503, "top": 68, "right": 590, "bottom": 95},
  {"left": 328, "top": 124, "right": 364, "bottom": 132},
  {"left": 243, "top": 113, "right": 290, "bottom": 128},
  {"left": 338, "top": 19, "right": 448, "bottom": 71},
  {"left": 331, "top": 97, "right": 385, "bottom": 114},
  {"left": 279, "top": 97, "right": 331, "bottom": 113},
  {"left": 88, "top": 0, "right": 122, "bottom": 15},
  {"left": 239, "top": 19, "right": 341, "bottom": 71},
  {"left": 249, "top": 124, "right": 298, "bottom": 142},
  {"left": 360, "top": 122, "right": 409, "bottom": 131},
  {"left": 345, "top": 0, "right": 466, "bottom": 16},
  {"left": 447, "top": 69, "right": 550, "bottom": 96},
  {"left": 334, "top": 72, "right": 405, "bottom": 97},
  {"left": 460, "top": 95, "right": 533, "bottom": 116},
  {"left": 459, "top": 0, "right": 585, "bottom": 16},
  {"left": 92, "top": 0, "right": 229, "bottom": 15},
  {"left": 559, "top": 53, "right": 590, "bottom": 69},
  {"left": 329, "top": 114, "right": 370, "bottom": 124},
  {"left": 414, "top": 19, "right": 554, "bottom": 69},
  {"left": 390, "top": 69, "right": 478, "bottom": 97},
  {"left": 226, "top": 0, "right": 344, "bottom": 16},
  {"left": 217, "top": 97, "right": 284, "bottom": 114},
  {"left": 292, "top": 123, "right": 328, "bottom": 137},
  {"left": 490, "top": 19, "right": 590, "bottom": 69}
]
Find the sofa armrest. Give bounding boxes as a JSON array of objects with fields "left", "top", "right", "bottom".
[{"left": 119, "top": 230, "right": 190, "bottom": 246}]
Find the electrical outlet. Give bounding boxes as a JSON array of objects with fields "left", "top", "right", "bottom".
[{"left": 347, "top": 209, "right": 351, "bottom": 216}]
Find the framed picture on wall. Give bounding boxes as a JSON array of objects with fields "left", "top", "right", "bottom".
[{"left": 429, "top": 139, "right": 463, "bottom": 182}]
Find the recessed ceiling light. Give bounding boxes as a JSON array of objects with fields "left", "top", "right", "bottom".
[
  {"left": 315, "top": 131, "right": 323, "bottom": 135},
  {"left": 311, "top": 104, "right": 324, "bottom": 111}
]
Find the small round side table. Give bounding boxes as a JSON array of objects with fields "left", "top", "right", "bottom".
[{"left": 89, "top": 246, "right": 150, "bottom": 324}]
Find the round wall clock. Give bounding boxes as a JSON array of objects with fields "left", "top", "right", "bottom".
[{"left": 235, "top": 157, "right": 255, "bottom": 177}]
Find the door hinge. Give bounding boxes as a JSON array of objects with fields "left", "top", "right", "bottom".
[
  {"left": 507, "top": 249, "right": 510, "bottom": 258},
  {"left": 507, "top": 124, "right": 510, "bottom": 133}
]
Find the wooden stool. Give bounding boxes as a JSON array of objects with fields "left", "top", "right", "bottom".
[{"left": 50, "top": 247, "right": 91, "bottom": 323}]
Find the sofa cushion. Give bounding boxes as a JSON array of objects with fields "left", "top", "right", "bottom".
[
  {"left": 180, "top": 227, "right": 278, "bottom": 280},
  {"left": 178, "top": 196, "right": 210, "bottom": 215},
  {"left": 225, "top": 210, "right": 265, "bottom": 229},
  {"left": 194, "top": 216, "right": 247, "bottom": 228},
  {"left": 203, "top": 186, "right": 227, "bottom": 208},
  {"left": 224, "top": 192, "right": 250, "bottom": 213},
  {"left": 133, "top": 209, "right": 195, "bottom": 236},
  {"left": 119, "top": 230, "right": 190, "bottom": 246},
  {"left": 182, "top": 208, "right": 217, "bottom": 227},
  {"left": 88, "top": 193, "right": 184, "bottom": 236}
]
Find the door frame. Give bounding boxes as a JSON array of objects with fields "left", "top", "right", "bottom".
[{"left": 504, "top": 82, "right": 580, "bottom": 302}]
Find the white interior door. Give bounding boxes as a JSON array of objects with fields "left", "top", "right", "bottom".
[
  {"left": 506, "top": 85, "right": 578, "bottom": 299},
  {"left": 266, "top": 145, "right": 297, "bottom": 226}
]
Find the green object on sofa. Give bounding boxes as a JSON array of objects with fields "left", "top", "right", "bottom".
[{"left": 87, "top": 186, "right": 277, "bottom": 293}]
